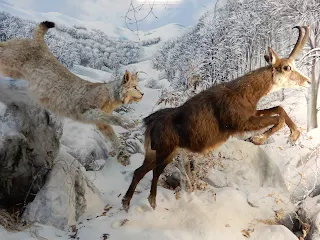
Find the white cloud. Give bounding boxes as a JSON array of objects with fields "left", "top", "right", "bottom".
[
  {"left": 64, "top": 0, "right": 180, "bottom": 27},
  {"left": 2, "top": 0, "right": 186, "bottom": 29},
  {"left": 3, "top": 0, "right": 36, "bottom": 9}
]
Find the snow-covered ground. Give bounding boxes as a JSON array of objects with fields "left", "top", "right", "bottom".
[
  {"left": 1, "top": 1, "right": 320, "bottom": 239},
  {"left": 1, "top": 59, "right": 320, "bottom": 240}
]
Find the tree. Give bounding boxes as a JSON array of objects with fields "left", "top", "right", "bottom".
[
  {"left": 151, "top": 0, "right": 276, "bottom": 88},
  {"left": 267, "top": 0, "right": 320, "bottom": 131},
  {"left": 151, "top": 0, "right": 319, "bottom": 125}
]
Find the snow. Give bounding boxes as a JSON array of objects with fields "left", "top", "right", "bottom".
[
  {"left": 1, "top": 4, "right": 320, "bottom": 238},
  {"left": 142, "top": 23, "right": 188, "bottom": 42},
  {"left": 1, "top": 57, "right": 319, "bottom": 240},
  {"left": 22, "top": 149, "right": 104, "bottom": 231},
  {"left": 60, "top": 119, "right": 109, "bottom": 171},
  {"left": 250, "top": 225, "right": 299, "bottom": 240},
  {"left": 71, "top": 65, "right": 113, "bottom": 83}
]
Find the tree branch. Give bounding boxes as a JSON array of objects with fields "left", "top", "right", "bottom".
[{"left": 124, "top": 0, "right": 161, "bottom": 40}]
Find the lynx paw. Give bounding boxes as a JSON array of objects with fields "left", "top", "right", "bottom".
[
  {"left": 109, "top": 150, "right": 117, "bottom": 157},
  {"left": 121, "top": 119, "right": 136, "bottom": 129},
  {"left": 117, "top": 149, "right": 131, "bottom": 166},
  {"left": 251, "top": 134, "right": 268, "bottom": 145}
]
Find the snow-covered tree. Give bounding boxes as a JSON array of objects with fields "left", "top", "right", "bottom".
[
  {"left": 267, "top": 0, "right": 320, "bottom": 130},
  {"left": 152, "top": 0, "right": 319, "bottom": 121},
  {"left": 0, "top": 11, "right": 142, "bottom": 71},
  {"left": 140, "top": 37, "right": 161, "bottom": 46}
]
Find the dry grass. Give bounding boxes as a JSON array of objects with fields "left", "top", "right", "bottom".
[
  {"left": 255, "top": 218, "right": 279, "bottom": 225},
  {"left": 160, "top": 149, "right": 223, "bottom": 193},
  {"left": 0, "top": 208, "right": 29, "bottom": 232}
]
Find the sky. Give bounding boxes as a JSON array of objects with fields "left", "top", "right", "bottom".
[{"left": 0, "top": 0, "right": 216, "bottom": 30}]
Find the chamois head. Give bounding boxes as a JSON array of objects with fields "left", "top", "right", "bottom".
[
  {"left": 120, "top": 70, "right": 144, "bottom": 104},
  {"left": 264, "top": 26, "right": 311, "bottom": 92}
]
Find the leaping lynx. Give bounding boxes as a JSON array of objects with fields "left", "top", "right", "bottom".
[{"left": 0, "top": 21, "right": 145, "bottom": 166}]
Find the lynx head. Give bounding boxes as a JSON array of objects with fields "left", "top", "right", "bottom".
[
  {"left": 264, "top": 26, "right": 311, "bottom": 92},
  {"left": 120, "top": 70, "right": 144, "bottom": 104}
]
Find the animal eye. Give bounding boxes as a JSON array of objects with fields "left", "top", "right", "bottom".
[{"left": 283, "top": 65, "right": 291, "bottom": 71}]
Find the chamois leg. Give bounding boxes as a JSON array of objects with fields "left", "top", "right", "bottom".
[
  {"left": 96, "top": 123, "right": 130, "bottom": 166},
  {"left": 122, "top": 150, "right": 156, "bottom": 212},
  {"left": 256, "top": 106, "right": 300, "bottom": 144},
  {"left": 184, "top": 158, "right": 194, "bottom": 192},
  {"left": 148, "top": 151, "right": 175, "bottom": 210},
  {"left": 243, "top": 115, "right": 285, "bottom": 145},
  {"left": 177, "top": 150, "right": 194, "bottom": 192}
]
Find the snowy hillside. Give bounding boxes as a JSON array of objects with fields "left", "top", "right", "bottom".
[
  {"left": 0, "top": 3, "right": 187, "bottom": 42},
  {"left": 141, "top": 23, "right": 188, "bottom": 42},
  {"left": 1, "top": 0, "right": 320, "bottom": 239},
  {"left": 0, "top": 2, "right": 188, "bottom": 67}
]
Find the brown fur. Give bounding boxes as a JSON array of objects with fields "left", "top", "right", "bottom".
[{"left": 122, "top": 26, "right": 311, "bottom": 211}]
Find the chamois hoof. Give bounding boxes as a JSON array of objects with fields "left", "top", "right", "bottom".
[
  {"left": 148, "top": 195, "right": 157, "bottom": 210},
  {"left": 117, "top": 150, "right": 131, "bottom": 166},
  {"left": 250, "top": 134, "right": 267, "bottom": 145},
  {"left": 288, "top": 129, "right": 300, "bottom": 146},
  {"left": 122, "top": 197, "right": 130, "bottom": 212}
]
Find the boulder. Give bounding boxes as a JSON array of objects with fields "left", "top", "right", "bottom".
[
  {"left": 61, "top": 119, "right": 108, "bottom": 171},
  {"left": 0, "top": 88, "right": 63, "bottom": 207},
  {"left": 205, "top": 137, "right": 288, "bottom": 193},
  {"left": 297, "top": 194, "right": 320, "bottom": 240},
  {"left": 251, "top": 225, "right": 299, "bottom": 240},
  {"left": 22, "top": 148, "right": 104, "bottom": 231}
]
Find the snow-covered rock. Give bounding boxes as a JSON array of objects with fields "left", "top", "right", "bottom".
[
  {"left": 251, "top": 225, "right": 299, "bottom": 240},
  {"left": 61, "top": 119, "right": 109, "bottom": 171},
  {"left": 120, "top": 128, "right": 144, "bottom": 155},
  {"left": 0, "top": 79, "right": 104, "bottom": 231},
  {"left": 297, "top": 194, "right": 320, "bottom": 240},
  {"left": 1, "top": 34, "right": 317, "bottom": 240},
  {"left": 22, "top": 148, "right": 104, "bottom": 231},
  {"left": 206, "top": 137, "right": 288, "bottom": 192},
  {"left": 0, "top": 94, "right": 63, "bottom": 207},
  {"left": 161, "top": 137, "right": 295, "bottom": 229},
  {"left": 287, "top": 144, "right": 320, "bottom": 202},
  {"left": 205, "top": 138, "right": 295, "bottom": 228}
]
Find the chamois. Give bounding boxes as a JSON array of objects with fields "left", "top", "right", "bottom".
[
  {"left": 122, "top": 26, "right": 311, "bottom": 211},
  {"left": 0, "top": 21, "right": 145, "bottom": 166}
]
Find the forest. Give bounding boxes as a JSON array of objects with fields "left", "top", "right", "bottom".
[
  {"left": 152, "top": 0, "right": 320, "bottom": 131},
  {"left": 0, "top": 11, "right": 160, "bottom": 71}
]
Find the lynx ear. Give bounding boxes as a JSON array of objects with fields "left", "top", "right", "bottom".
[{"left": 122, "top": 70, "right": 131, "bottom": 84}]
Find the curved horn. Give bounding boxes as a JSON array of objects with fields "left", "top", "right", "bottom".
[{"left": 289, "top": 26, "right": 310, "bottom": 60}]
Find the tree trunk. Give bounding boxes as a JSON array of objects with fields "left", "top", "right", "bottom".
[{"left": 307, "top": 60, "right": 318, "bottom": 131}]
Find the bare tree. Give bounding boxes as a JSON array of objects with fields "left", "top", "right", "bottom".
[{"left": 124, "top": 0, "right": 170, "bottom": 39}]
